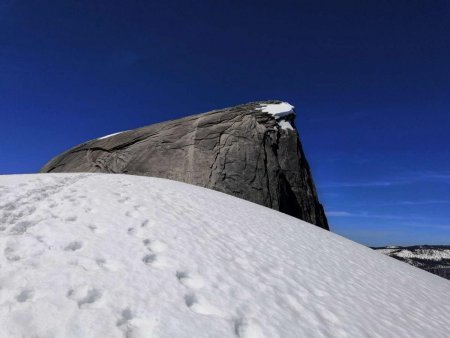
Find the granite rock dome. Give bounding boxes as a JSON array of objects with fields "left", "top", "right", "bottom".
[{"left": 40, "top": 100, "right": 329, "bottom": 230}]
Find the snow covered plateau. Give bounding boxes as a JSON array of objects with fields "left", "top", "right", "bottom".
[{"left": 0, "top": 173, "right": 449, "bottom": 337}]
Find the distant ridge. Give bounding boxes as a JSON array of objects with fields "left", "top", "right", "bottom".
[{"left": 373, "top": 245, "right": 450, "bottom": 280}]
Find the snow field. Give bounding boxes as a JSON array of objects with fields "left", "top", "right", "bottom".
[{"left": 0, "top": 173, "right": 449, "bottom": 337}]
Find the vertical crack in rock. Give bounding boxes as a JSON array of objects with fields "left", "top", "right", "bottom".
[
  {"left": 40, "top": 100, "right": 329, "bottom": 230},
  {"left": 262, "top": 134, "right": 271, "bottom": 207}
]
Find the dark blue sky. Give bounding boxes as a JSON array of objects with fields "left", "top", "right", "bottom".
[{"left": 1, "top": 0, "right": 449, "bottom": 246}]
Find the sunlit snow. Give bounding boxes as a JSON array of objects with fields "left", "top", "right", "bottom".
[
  {"left": 258, "top": 102, "right": 295, "bottom": 119},
  {"left": 98, "top": 131, "right": 126, "bottom": 140},
  {"left": 258, "top": 102, "right": 296, "bottom": 130},
  {"left": 0, "top": 173, "right": 448, "bottom": 337},
  {"left": 277, "top": 120, "right": 294, "bottom": 130}
]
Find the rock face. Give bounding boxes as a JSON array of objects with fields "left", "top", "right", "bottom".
[{"left": 40, "top": 100, "right": 329, "bottom": 230}]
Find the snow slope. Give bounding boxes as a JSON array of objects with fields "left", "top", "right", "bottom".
[{"left": 0, "top": 174, "right": 449, "bottom": 338}]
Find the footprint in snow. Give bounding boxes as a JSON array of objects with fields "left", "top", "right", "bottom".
[
  {"left": 64, "top": 241, "right": 83, "bottom": 251},
  {"left": 143, "top": 239, "right": 167, "bottom": 253},
  {"left": 142, "top": 254, "right": 157, "bottom": 264},
  {"left": 67, "top": 286, "right": 103, "bottom": 308},
  {"left": 134, "top": 205, "right": 145, "bottom": 211},
  {"left": 87, "top": 224, "right": 105, "bottom": 234},
  {"left": 127, "top": 225, "right": 148, "bottom": 238},
  {"left": 9, "top": 220, "right": 36, "bottom": 235},
  {"left": 176, "top": 271, "right": 205, "bottom": 289},
  {"left": 142, "top": 253, "right": 170, "bottom": 269},
  {"left": 118, "top": 196, "right": 130, "bottom": 203},
  {"left": 234, "top": 317, "right": 265, "bottom": 338},
  {"left": 123, "top": 318, "right": 158, "bottom": 338},
  {"left": 16, "top": 289, "right": 34, "bottom": 303},
  {"left": 184, "top": 293, "right": 225, "bottom": 317},
  {"left": 116, "top": 307, "right": 158, "bottom": 338},
  {"left": 4, "top": 245, "right": 21, "bottom": 262},
  {"left": 141, "top": 237, "right": 170, "bottom": 268},
  {"left": 96, "top": 258, "right": 121, "bottom": 272},
  {"left": 126, "top": 210, "right": 141, "bottom": 218},
  {"left": 3, "top": 202, "right": 17, "bottom": 211},
  {"left": 116, "top": 308, "right": 134, "bottom": 326}
]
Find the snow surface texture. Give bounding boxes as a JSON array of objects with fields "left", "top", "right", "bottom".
[
  {"left": 0, "top": 173, "right": 449, "bottom": 338},
  {"left": 258, "top": 102, "right": 295, "bottom": 130}
]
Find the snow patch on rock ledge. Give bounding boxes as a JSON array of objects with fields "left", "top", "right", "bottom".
[
  {"left": 258, "top": 102, "right": 296, "bottom": 130},
  {"left": 97, "top": 130, "right": 127, "bottom": 140},
  {"left": 277, "top": 120, "right": 294, "bottom": 131}
]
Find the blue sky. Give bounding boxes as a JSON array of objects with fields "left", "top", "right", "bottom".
[{"left": 1, "top": 0, "right": 449, "bottom": 246}]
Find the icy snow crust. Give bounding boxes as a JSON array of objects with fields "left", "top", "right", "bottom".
[{"left": 0, "top": 174, "right": 449, "bottom": 338}]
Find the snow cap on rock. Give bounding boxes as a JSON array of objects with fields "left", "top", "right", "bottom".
[{"left": 258, "top": 101, "right": 296, "bottom": 130}]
